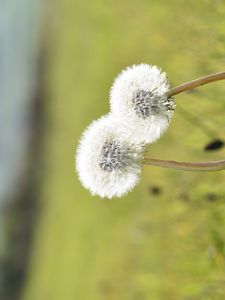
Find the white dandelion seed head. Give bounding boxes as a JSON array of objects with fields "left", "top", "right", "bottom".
[
  {"left": 76, "top": 114, "right": 145, "bottom": 199},
  {"left": 110, "top": 64, "right": 175, "bottom": 144}
]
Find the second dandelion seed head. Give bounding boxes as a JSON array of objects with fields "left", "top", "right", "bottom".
[
  {"left": 76, "top": 115, "right": 145, "bottom": 199},
  {"left": 110, "top": 64, "right": 175, "bottom": 144}
]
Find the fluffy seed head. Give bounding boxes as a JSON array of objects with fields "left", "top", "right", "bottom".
[
  {"left": 76, "top": 115, "right": 144, "bottom": 199},
  {"left": 110, "top": 64, "right": 175, "bottom": 144}
]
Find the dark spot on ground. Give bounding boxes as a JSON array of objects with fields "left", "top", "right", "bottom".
[
  {"left": 205, "top": 193, "right": 219, "bottom": 202},
  {"left": 204, "top": 139, "right": 224, "bottom": 151},
  {"left": 149, "top": 186, "right": 162, "bottom": 196}
]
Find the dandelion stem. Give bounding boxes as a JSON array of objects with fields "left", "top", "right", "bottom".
[
  {"left": 143, "top": 157, "right": 225, "bottom": 172},
  {"left": 168, "top": 71, "right": 225, "bottom": 97}
]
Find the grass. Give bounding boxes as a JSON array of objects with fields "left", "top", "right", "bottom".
[{"left": 23, "top": 1, "right": 225, "bottom": 299}]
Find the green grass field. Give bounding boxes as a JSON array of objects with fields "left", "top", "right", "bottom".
[{"left": 23, "top": 1, "right": 225, "bottom": 299}]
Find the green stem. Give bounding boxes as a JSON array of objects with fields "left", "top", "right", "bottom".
[
  {"left": 143, "top": 157, "right": 225, "bottom": 172},
  {"left": 168, "top": 71, "right": 225, "bottom": 97}
]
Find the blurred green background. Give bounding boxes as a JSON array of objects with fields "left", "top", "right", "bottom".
[{"left": 2, "top": 0, "right": 225, "bottom": 300}]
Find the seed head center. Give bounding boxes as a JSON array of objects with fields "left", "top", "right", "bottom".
[{"left": 99, "top": 140, "right": 129, "bottom": 172}]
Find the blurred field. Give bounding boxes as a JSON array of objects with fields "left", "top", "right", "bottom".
[{"left": 23, "top": 1, "right": 225, "bottom": 299}]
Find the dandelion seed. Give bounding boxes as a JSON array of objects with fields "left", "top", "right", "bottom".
[
  {"left": 76, "top": 115, "right": 145, "bottom": 199},
  {"left": 110, "top": 64, "right": 175, "bottom": 144}
]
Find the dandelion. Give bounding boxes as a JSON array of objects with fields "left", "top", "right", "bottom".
[
  {"left": 110, "top": 64, "right": 175, "bottom": 144},
  {"left": 75, "top": 69, "right": 225, "bottom": 199},
  {"left": 76, "top": 115, "right": 145, "bottom": 199}
]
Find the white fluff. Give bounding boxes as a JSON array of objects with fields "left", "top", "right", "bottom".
[
  {"left": 110, "top": 64, "right": 175, "bottom": 144},
  {"left": 76, "top": 115, "right": 144, "bottom": 199}
]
